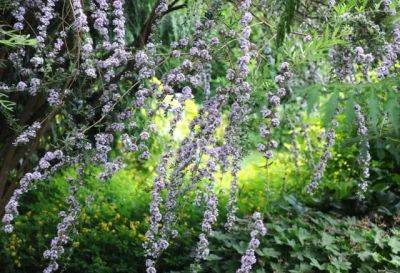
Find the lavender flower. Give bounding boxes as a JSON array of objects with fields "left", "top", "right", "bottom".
[
  {"left": 43, "top": 176, "right": 81, "bottom": 273},
  {"left": 91, "top": 0, "right": 110, "bottom": 48},
  {"left": 47, "top": 89, "right": 62, "bottom": 106},
  {"left": 307, "top": 108, "right": 340, "bottom": 193},
  {"left": 354, "top": 103, "right": 371, "bottom": 197},
  {"left": 354, "top": 46, "right": 374, "bottom": 81},
  {"left": 225, "top": 158, "right": 240, "bottom": 231},
  {"left": 11, "top": 1, "right": 26, "bottom": 30},
  {"left": 222, "top": 0, "right": 255, "bottom": 233},
  {"left": 236, "top": 212, "right": 267, "bottom": 273},
  {"left": 378, "top": 25, "right": 400, "bottom": 78},
  {"left": 13, "top": 122, "right": 41, "bottom": 146},
  {"left": 259, "top": 62, "right": 291, "bottom": 161},
  {"left": 3, "top": 150, "right": 64, "bottom": 232}
]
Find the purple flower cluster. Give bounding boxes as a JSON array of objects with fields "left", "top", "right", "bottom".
[
  {"left": 94, "top": 0, "right": 130, "bottom": 81},
  {"left": 99, "top": 160, "right": 126, "bottom": 180},
  {"left": 222, "top": 0, "right": 256, "bottom": 232},
  {"left": 329, "top": 46, "right": 354, "bottom": 82},
  {"left": 155, "top": 0, "right": 168, "bottom": 15},
  {"left": 47, "top": 89, "right": 62, "bottom": 106},
  {"left": 354, "top": 46, "right": 374, "bottom": 82},
  {"left": 134, "top": 46, "right": 156, "bottom": 80},
  {"left": 35, "top": 0, "right": 60, "bottom": 54},
  {"left": 141, "top": 15, "right": 227, "bottom": 272},
  {"left": 236, "top": 212, "right": 267, "bottom": 273},
  {"left": 378, "top": 25, "right": 400, "bottom": 78},
  {"left": 11, "top": 1, "right": 26, "bottom": 31},
  {"left": 91, "top": 0, "right": 110, "bottom": 49},
  {"left": 110, "top": 0, "right": 129, "bottom": 64},
  {"left": 381, "top": 0, "right": 396, "bottom": 15},
  {"left": 307, "top": 109, "right": 340, "bottom": 193},
  {"left": 43, "top": 178, "right": 81, "bottom": 273},
  {"left": 258, "top": 62, "right": 292, "bottom": 160},
  {"left": 194, "top": 157, "right": 219, "bottom": 261},
  {"left": 3, "top": 150, "right": 64, "bottom": 232},
  {"left": 46, "top": 31, "right": 66, "bottom": 61},
  {"left": 224, "top": 158, "right": 240, "bottom": 231},
  {"left": 13, "top": 122, "right": 41, "bottom": 146},
  {"left": 94, "top": 133, "right": 113, "bottom": 164},
  {"left": 71, "top": 0, "right": 89, "bottom": 32},
  {"left": 71, "top": 0, "right": 97, "bottom": 78},
  {"left": 354, "top": 103, "right": 371, "bottom": 197},
  {"left": 143, "top": 151, "right": 172, "bottom": 273}
]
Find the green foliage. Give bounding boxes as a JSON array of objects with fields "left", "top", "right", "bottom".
[
  {"left": 0, "top": 27, "right": 37, "bottom": 47},
  {"left": 276, "top": 0, "right": 300, "bottom": 48},
  {"left": 2, "top": 174, "right": 400, "bottom": 273},
  {"left": 205, "top": 198, "right": 400, "bottom": 273},
  {"left": 0, "top": 92, "right": 15, "bottom": 112}
]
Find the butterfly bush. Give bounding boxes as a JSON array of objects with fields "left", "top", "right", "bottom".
[
  {"left": 191, "top": 0, "right": 258, "bottom": 262},
  {"left": 354, "top": 104, "right": 371, "bottom": 197},
  {"left": 378, "top": 25, "right": 400, "bottom": 78},
  {"left": 307, "top": 108, "right": 340, "bottom": 193},
  {"left": 354, "top": 46, "right": 374, "bottom": 82},
  {"left": 2, "top": 0, "right": 400, "bottom": 272},
  {"left": 224, "top": 158, "right": 240, "bottom": 231},
  {"left": 142, "top": 5, "right": 226, "bottom": 273},
  {"left": 224, "top": 0, "right": 256, "bottom": 231},
  {"left": 13, "top": 122, "right": 41, "bottom": 146},
  {"left": 236, "top": 212, "right": 267, "bottom": 273},
  {"left": 90, "top": 0, "right": 110, "bottom": 49},
  {"left": 11, "top": 0, "right": 26, "bottom": 31},
  {"left": 258, "top": 62, "right": 292, "bottom": 160},
  {"left": 2, "top": 150, "right": 65, "bottom": 232},
  {"left": 43, "top": 174, "right": 81, "bottom": 273}
]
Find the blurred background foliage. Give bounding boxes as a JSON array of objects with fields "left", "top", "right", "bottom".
[{"left": 1, "top": 0, "right": 400, "bottom": 272}]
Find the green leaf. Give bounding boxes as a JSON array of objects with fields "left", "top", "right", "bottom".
[
  {"left": 373, "top": 228, "right": 386, "bottom": 248},
  {"left": 297, "top": 228, "right": 310, "bottom": 245},
  {"left": 232, "top": 241, "right": 248, "bottom": 255},
  {"left": 343, "top": 98, "right": 356, "bottom": 132},
  {"left": 388, "top": 237, "right": 400, "bottom": 254},
  {"left": 322, "top": 92, "right": 339, "bottom": 127},
  {"left": 261, "top": 247, "right": 280, "bottom": 258},
  {"left": 385, "top": 91, "right": 400, "bottom": 134},
  {"left": 330, "top": 256, "right": 351, "bottom": 270},
  {"left": 306, "top": 86, "right": 321, "bottom": 114},
  {"left": 357, "top": 251, "right": 372, "bottom": 261},
  {"left": 371, "top": 252, "right": 384, "bottom": 262},
  {"left": 276, "top": 0, "right": 300, "bottom": 47},
  {"left": 205, "top": 254, "right": 222, "bottom": 261},
  {"left": 367, "top": 92, "right": 379, "bottom": 132},
  {"left": 321, "top": 232, "right": 335, "bottom": 247},
  {"left": 309, "top": 257, "right": 327, "bottom": 270},
  {"left": 289, "top": 263, "right": 313, "bottom": 273},
  {"left": 389, "top": 255, "right": 400, "bottom": 267}
]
